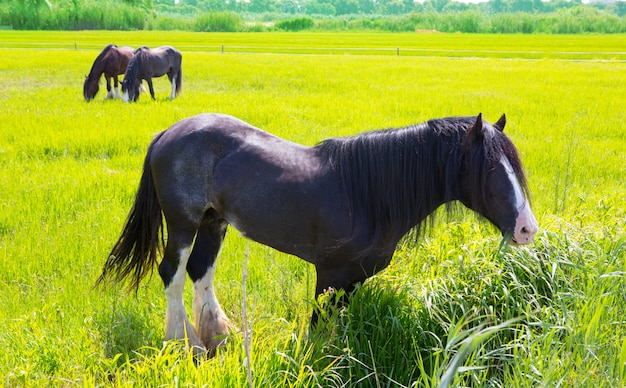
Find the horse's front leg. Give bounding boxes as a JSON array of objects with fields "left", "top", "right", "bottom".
[
  {"left": 188, "top": 221, "right": 230, "bottom": 357},
  {"left": 146, "top": 78, "right": 156, "bottom": 100},
  {"left": 104, "top": 75, "right": 114, "bottom": 99},
  {"left": 159, "top": 234, "right": 206, "bottom": 354},
  {"left": 112, "top": 75, "right": 121, "bottom": 99},
  {"left": 311, "top": 265, "right": 361, "bottom": 328},
  {"left": 311, "top": 255, "right": 392, "bottom": 327}
]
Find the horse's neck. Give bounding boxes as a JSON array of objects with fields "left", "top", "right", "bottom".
[
  {"left": 389, "top": 127, "right": 458, "bottom": 210},
  {"left": 88, "top": 59, "right": 106, "bottom": 79}
]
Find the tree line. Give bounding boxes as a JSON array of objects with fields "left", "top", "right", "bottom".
[
  {"left": 162, "top": 0, "right": 626, "bottom": 17},
  {"left": 1, "top": 0, "right": 625, "bottom": 32}
]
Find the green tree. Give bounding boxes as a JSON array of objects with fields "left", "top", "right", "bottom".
[
  {"left": 488, "top": 0, "right": 505, "bottom": 13},
  {"left": 203, "top": 0, "right": 226, "bottom": 11},
  {"left": 423, "top": 0, "right": 450, "bottom": 12},
  {"left": 280, "top": 0, "right": 299, "bottom": 13},
  {"left": 332, "top": 0, "right": 358, "bottom": 15},
  {"left": 512, "top": 0, "right": 533, "bottom": 12},
  {"left": 249, "top": 0, "right": 278, "bottom": 13},
  {"left": 615, "top": 1, "right": 626, "bottom": 17},
  {"left": 385, "top": 0, "right": 407, "bottom": 15},
  {"left": 123, "top": 0, "right": 154, "bottom": 12},
  {"left": 304, "top": 0, "right": 336, "bottom": 15},
  {"left": 358, "top": 0, "right": 375, "bottom": 14}
]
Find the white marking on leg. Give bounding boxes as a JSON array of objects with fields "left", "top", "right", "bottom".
[
  {"left": 114, "top": 86, "right": 121, "bottom": 99},
  {"left": 502, "top": 157, "right": 538, "bottom": 245},
  {"left": 193, "top": 263, "right": 229, "bottom": 354},
  {"left": 123, "top": 90, "right": 129, "bottom": 103},
  {"left": 164, "top": 246, "right": 205, "bottom": 353},
  {"left": 170, "top": 76, "right": 177, "bottom": 99}
]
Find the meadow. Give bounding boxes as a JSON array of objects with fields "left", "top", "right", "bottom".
[{"left": 0, "top": 31, "right": 624, "bottom": 387}]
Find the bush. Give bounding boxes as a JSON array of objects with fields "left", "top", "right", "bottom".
[
  {"left": 193, "top": 11, "right": 243, "bottom": 32},
  {"left": 75, "top": 2, "right": 105, "bottom": 30},
  {"left": 275, "top": 17, "right": 314, "bottom": 31},
  {"left": 103, "top": 3, "right": 146, "bottom": 30},
  {"left": 148, "top": 14, "right": 193, "bottom": 31}
]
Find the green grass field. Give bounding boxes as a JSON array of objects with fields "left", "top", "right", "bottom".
[{"left": 0, "top": 31, "right": 625, "bottom": 387}]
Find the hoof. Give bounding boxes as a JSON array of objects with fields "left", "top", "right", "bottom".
[{"left": 199, "top": 309, "right": 230, "bottom": 357}]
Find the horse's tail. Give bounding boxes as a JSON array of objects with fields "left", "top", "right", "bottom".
[
  {"left": 96, "top": 132, "right": 166, "bottom": 291},
  {"left": 175, "top": 66, "right": 182, "bottom": 95}
]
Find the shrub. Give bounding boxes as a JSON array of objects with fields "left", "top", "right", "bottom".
[
  {"left": 193, "top": 11, "right": 243, "bottom": 32},
  {"left": 275, "top": 17, "right": 314, "bottom": 31},
  {"left": 148, "top": 14, "right": 193, "bottom": 31}
]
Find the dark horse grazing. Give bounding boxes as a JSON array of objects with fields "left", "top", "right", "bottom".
[
  {"left": 122, "top": 46, "right": 182, "bottom": 102},
  {"left": 98, "top": 113, "right": 538, "bottom": 355},
  {"left": 83, "top": 44, "right": 134, "bottom": 102}
]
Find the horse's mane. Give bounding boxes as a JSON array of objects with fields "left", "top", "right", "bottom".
[
  {"left": 315, "top": 116, "right": 528, "bottom": 257},
  {"left": 87, "top": 44, "right": 117, "bottom": 79},
  {"left": 124, "top": 46, "right": 149, "bottom": 90}
]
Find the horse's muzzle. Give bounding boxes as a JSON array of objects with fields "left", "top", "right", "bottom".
[{"left": 510, "top": 202, "right": 538, "bottom": 245}]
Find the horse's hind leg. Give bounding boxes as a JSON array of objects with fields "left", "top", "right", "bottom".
[
  {"left": 159, "top": 224, "right": 206, "bottom": 353},
  {"left": 168, "top": 72, "right": 177, "bottom": 100},
  {"left": 186, "top": 213, "right": 229, "bottom": 356}
]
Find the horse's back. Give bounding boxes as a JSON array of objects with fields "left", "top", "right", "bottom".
[
  {"left": 151, "top": 114, "right": 312, "bottom": 176},
  {"left": 150, "top": 114, "right": 350, "bottom": 261},
  {"left": 154, "top": 46, "right": 182, "bottom": 61},
  {"left": 118, "top": 46, "right": 135, "bottom": 59},
  {"left": 140, "top": 46, "right": 181, "bottom": 74}
]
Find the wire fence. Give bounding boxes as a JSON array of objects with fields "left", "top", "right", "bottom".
[{"left": 1, "top": 41, "right": 626, "bottom": 61}]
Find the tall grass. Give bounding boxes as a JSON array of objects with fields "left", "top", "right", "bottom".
[
  {"left": 1, "top": 1, "right": 625, "bottom": 33},
  {"left": 0, "top": 0, "right": 147, "bottom": 30},
  {"left": 0, "top": 32, "right": 624, "bottom": 386},
  {"left": 193, "top": 12, "right": 245, "bottom": 32}
]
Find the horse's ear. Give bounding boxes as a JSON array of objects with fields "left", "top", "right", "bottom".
[
  {"left": 494, "top": 113, "right": 506, "bottom": 132},
  {"left": 466, "top": 113, "right": 484, "bottom": 145}
]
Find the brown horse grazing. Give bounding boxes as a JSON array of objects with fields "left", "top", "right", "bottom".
[
  {"left": 122, "top": 46, "right": 182, "bottom": 102},
  {"left": 97, "top": 113, "right": 538, "bottom": 356},
  {"left": 83, "top": 44, "right": 134, "bottom": 102}
]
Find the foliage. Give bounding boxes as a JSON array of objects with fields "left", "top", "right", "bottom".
[
  {"left": 1, "top": 0, "right": 626, "bottom": 32},
  {"left": 0, "top": 0, "right": 148, "bottom": 30},
  {"left": 193, "top": 11, "right": 243, "bottom": 32},
  {"left": 148, "top": 13, "right": 194, "bottom": 30},
  {"left": 275, "top": 16, "right": 314, "bottom": 31}
]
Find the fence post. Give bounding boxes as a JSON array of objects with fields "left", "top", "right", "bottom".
[
  {"left": 222, "top": 45, "right": 224, "bottom": 54},
  {"left": 397, "top": 47, "right": 400, "bottom": 56}
]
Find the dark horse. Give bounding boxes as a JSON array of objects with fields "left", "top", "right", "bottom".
[
  {"left": 98, "top": 113, "right": 538, "bottom": 355},
  {"left": 122, "top": 46, "right": 182, "bottom": 102},
  {"left": 83, "top": 44, "right": 134, "bottom": 102}
]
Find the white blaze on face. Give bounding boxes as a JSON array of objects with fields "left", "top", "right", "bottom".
[
  {"left": 502, "top": 156, "right": 538, "bottom": 245},
  {"left": 123, "top": 89, "right": 130, "bottom": 103}
]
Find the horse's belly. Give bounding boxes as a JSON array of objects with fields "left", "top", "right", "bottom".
[{"left": 223, "top": 204, "right": 348, "bottom": 263}]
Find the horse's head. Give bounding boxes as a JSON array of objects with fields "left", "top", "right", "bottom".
[
  {"left": 83, "top": 75, "right": 99, "bottom": 102},
  {"left": 458, "top": 114, "right": 538, "bottom": 245},
  {"left": 121, "top": 77, "right": 140, "bottom": 102},
  {"left": 122, "top": 48, "right": 145, "bottom": 103}
]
